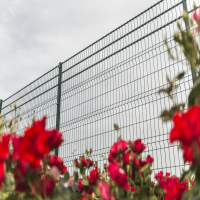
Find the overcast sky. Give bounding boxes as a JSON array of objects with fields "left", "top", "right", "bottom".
[{"left": 0, "top": 0, "right": 161, "bottom": 100}]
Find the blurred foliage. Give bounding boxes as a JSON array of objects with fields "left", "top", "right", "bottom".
[{"left": 159, "top": 2, "right": 200, "bottom": 122}]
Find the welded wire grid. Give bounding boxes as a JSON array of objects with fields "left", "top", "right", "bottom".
[
  {"left": 59, "top": 0, "right": 194, "bottom": 178},
  {"left": 0, "top": 0, "right": 197, "bottom": 179},
  {"left": 1, "top": 66, "right": 59, "bottom": 132}
]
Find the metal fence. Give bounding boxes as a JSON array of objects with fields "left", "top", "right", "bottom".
[{"left": 0, "top": 0, "right": 198, "bottom": 178}]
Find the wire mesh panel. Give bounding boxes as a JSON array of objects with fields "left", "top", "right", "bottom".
[
  {"left": 0, "top": 0, "right": 195, "bottom": 179},
  {"left": 1, "top": 66, "right": 59, "bottom": 132},
  {"left": 58, "top": 0, "right": 193, "bottom": 177}
]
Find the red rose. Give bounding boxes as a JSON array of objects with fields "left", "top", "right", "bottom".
[
  {"left": 108, "top": 154, "right": 114, "bottom": 163},
  {"left": 108, "top": 162, "right": 130, "bottom": 190},
  {"left": 98, "top": 181, "right": 115, "bottom": 200},
  {"left": 47, "top": 129, "right": 63, "bottom": 149},
  {"left": 61, "top": 165, "right": 67, "bottom": 174},
  {"left": 35, "top": 131, "right": 49, "bottom": 158},
  {"left": 182, "top": 145, "right": 194, "bottom": 163},
  {"left": 11, "top": 117, "right": 65, "bottom": 194},
  {"left": 33, "top": 116, "right": 46, "bottom": 130},
  {"left": 0, "top": 134, "right": 10, "bottom": 162},
  {"left": 181, "top": 139, "right": 200, "bottom": 164},
  {"left": 74, "top": 158, "right": 78, "bottom": 165},
  {"left": 82, "top": 159, "right": 93, "bottom": 168},
  {"left": 157, "top": 172, "right": 188, "bottom": 200},
  {"left": 191, "top": 180, "right": 195, "bottom": 185},
  {"left": 170, "top": 106, "right": 200, "bottom": 145},
  {"left": 110, "top": 139, "right": 128, "bottom": 158},
  {"left": 89, "top": 169, "right": 98, "bottom": 184},
  {"left": 139, "top": 159, "right": 146, "bottom": 168},
  {"left": 146, "top": 155, "right": 154, "bottom": 164},
  {"left": 155, "top": 171, "right": 163, "bottom": 179},
  {"left": 139, "top": 155, "right": 154, "bottom": 168},
  {"left": 131, "top": 187, "right": 136, "bottom": 192},
  {"left": 122, "top": 152, "right": 139, "bottom": 166},
  {"left": 193, "top": 8, "right": 200, "bottom": 22},
  {"left": 0, "top": 163, "right": 5, "bottom": 189},
  {"left": 78, "top": 179, "right": 83, "bottom": 191},
  {"left": 166, "top": 173, "right": 170, "bottom": 178},
  {"left": 40, "top": 176, "right": 56, "bottom": 197},
  {"left": 12, "top": 117, "right": 64, "bottom": 172},
  {"left": 15, "top": 183, "right": 27, "bottom": 192},
  {"left": 156, "top": 169, "right": 188, "bottom": 199},
  {"left": 132, "top": 139, "right": 146, "bottom": 153},
  {"left": 12, "top": 117, "right": 50, "bottom": 169},
  {"left": 0, "top": 134, "right": 10, "bottom": 189},
  {"left": 48, "top": 155, "right": 67, "bottom": 174},
  {"left": 181, "top": 180, "right": 187, "bottom": 188},
  {"left": 14, "top": 161, "right": 30, "bottom": 192},
  {"left": 11, "top": 136, "right": 23, "bottom": 160},
  {"left": 87, "top": 186, "right": 93, "bottom": 194}
]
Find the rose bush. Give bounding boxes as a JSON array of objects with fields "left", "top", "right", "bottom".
[
  {"left": 0, "top": 3, "right": 200, "bottom": 200},
  {"left": 0, "top": 115, "right": 68, "bottom": 200}
]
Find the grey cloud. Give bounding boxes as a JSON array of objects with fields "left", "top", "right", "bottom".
[{"left": 0, "top": 0, "right": 158, "bottom": 100}]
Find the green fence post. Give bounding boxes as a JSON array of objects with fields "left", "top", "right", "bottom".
[
  {"left": 0, "top": 99, "right": 2, "bottom": 114},
  {"left": 55, "top": 63, "right": 62, "bottom": 157},
  {"left": 182, "top": 0, "right": 196, "bottom": 84}
]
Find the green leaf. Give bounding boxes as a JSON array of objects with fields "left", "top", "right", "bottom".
[
  {"left": 160, "top": 103, "right": 185, "bottom": 122},
  {"left": 64, "top": 171, "right": 69, "bottom": 181},
  {"left": 138, "top": 187, "right": 148, "bottom": 200},
  {"left": 144, "top": 177, "right": 153, "bottom": 187},
  {"left": 128, "top": 178, "right": 136, "bottom": 186},
  {"left": 82, "top": 179, "right": 89, "bottom": 186},
  {"left": 189, "top": 77, "right": 200, "bottom": 107},
  {"left": 73, "top": 172, "right": 78, "bottom": 181},
  {"left": 176, "top": 72, "right": 185, "bottom": 80},
  {"left": 149, "top": 195, "right": 158, "bottom": 200},
  {"left": 160, "top": 110, "right": 171, "bottom": 121},
  {"left": 179, "top": 165, "right": 195, "bottom": 183},
  {"left": 65, "top": 193, "right": 82, "bottom": 200},
  {"left": 135, "top": 172, "right": 142, "bottom": 184},
  {"left": 5, "top": 194, "right": 18, "bottom": 200},
  {"left": 114, "top": 124, "right": 120, "bottom": 131},
  {"left": 144, "top": 169, "right": 152, "bottom": 182},
  {"left": 80, "top": 168, "right": 86, "bottom": 177},
  {"left": 154, "top": 186, "right": 163, "bottom": 196},
  {"left": 52, "top": 193, "right": 79, "bottom": 200},
  {"left": 92, "top": 185, "right": 100, "bottom": 197},
  {"left": 181, "top": 190, "right": 192, "bottom": 200},
  {"left": 67, "top": 187, "right": 73, "bottom": 193},
  {"left": 139, "top": 164, "right": 151, "bottom": 173},
  {"left": 119, "top": 187, "right": 126, "bottom": 197}
]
